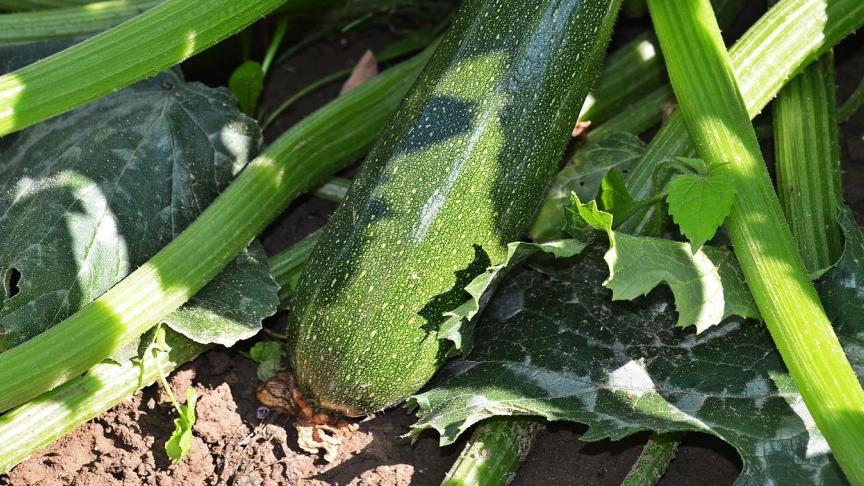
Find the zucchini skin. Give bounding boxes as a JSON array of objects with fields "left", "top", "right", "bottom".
[{"left": 288, "top": 0, "right": 621, "bottom": 415}]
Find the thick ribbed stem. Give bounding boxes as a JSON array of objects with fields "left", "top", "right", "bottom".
[
  {"left": 773, "top": 52, "right": 843, "bottom": 274},
  {"left": 648, "top": 1, "right": 864, "bottom": 482}
]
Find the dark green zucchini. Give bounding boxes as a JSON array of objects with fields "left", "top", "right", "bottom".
[{"left": 288, "top": 0, "right": 622, "bottom": 415}]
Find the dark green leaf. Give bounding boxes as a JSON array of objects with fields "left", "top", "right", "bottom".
[
  {"left": 410, "top": 249, "right": 850, "bottom": 484},
  {"left": 0, "top": 66, "right": 276, "bottom": 351},
  {"left": 600, "top": 168, "right": 636, "bottom": 221},
  {"left": 438, "top": 240, "right": 587, "bottom": 356}
]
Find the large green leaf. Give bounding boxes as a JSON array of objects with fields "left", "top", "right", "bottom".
[
  {"left": 410, "top": 244, "right": 859, "bottom": 484},
  {"left": 0, "top": 49, "right": 277, "bottom": 350}
]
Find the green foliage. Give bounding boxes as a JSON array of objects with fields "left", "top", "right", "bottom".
[
  {"left": 531, "top": 132, "right": 646, "bottom": 242},
  {"left": 229, "top": 60, "right": 264, "bottom": 117},
  {"left": 410, "top": 243, "right": 862, "bottom": 484},
  {"left": 665, "top": 157, "right": 736, "bottom": 251},
  {"left": 249, "top": 340, "right": 284, "bottom": 381},
  {"left": 0, "top": 64, "right": 277, "bottom": 351},
  {"left": 566, "top": 194, "right": 758, "bottom": 331},
  {"left": 600, "top": 169, "right": 636, "bottom": 222},
  {"left": 165, "top": 387, "right": 197, "bottom": 464},
  {"left": 438, "top": 240, "right": 587, "bottom": 356}
]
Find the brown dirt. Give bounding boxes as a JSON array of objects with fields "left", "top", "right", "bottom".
[{"left": 2, "top": 10, "right": 863, "bottom": 486}]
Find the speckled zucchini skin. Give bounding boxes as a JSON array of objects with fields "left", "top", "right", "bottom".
[{"left": 288, "top": 0, "right": 621, "bottom": 415}]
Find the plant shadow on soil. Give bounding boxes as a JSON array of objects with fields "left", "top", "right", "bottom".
[{"left": 3, "top": 8, "right": 864, "bottom": 486}]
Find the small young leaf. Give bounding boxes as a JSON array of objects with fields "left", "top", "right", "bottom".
[
  {"left": 165, "top": 387, "right": 197, "bottom": 464},
  {"left": 249, "top": 340, "right": 284, "bottom": 381},
  {"left": 229, "top": 60, "right": 264, "bottom": 117},
  {"left": 530, "top": 132, "right": 646, "bottom": 241},
  {"left": 600, "top": 168, "right": 636, "bottom": 221},
  {"left": 665, "top": 157, "right": 736, "bottom": 251}
]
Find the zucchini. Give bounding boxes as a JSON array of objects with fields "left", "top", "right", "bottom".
[{"left": 288, "top": 0, "right": 622, "bottom": 415}]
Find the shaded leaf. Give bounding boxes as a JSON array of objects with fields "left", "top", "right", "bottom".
[
  {"left": 666, "top": 157, "right": 736, "bottom": 251},
  {"left": 0, "top": 62, "right": 275, "bottom": 351},
  {"left": 530, "top": 132, "right": 646, "bottom": 241},
  {"left": 438, "top": 240, "right": 587, "bottom": 355},
  {"left": 228, "top": 60, "right": 264, "bottom": 117},
  {"left": 600, "top": 168, "right": 635, "bottom": 221},
  {"left": 249, "top": 340, "right": 284, "bottom": 381},
  {"left": 410, "top": 248, "right": 850, "bottom": 485}
]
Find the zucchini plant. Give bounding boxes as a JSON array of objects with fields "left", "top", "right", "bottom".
[{"left": 1, "top": 0, "right": 864, "bottom": 483}]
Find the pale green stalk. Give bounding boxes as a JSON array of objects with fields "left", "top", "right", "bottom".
[
  {"left": 648, "top": 1, "right": 864, "bottom": 482},
  {"left": 0, "top": 0, "right": 93, "bottom": 10},
  {"left": 440, "top": 419, "right": 543, "bottom": 486},
  {"left": 774, "top": 52, "right": 843, "bottom": 274},
  {"left": 620, "top": 433, "right": 682, "bottom": 486},
  {"left": 623, "top": 0, "right": 864, "bottom": 235},
  {"left": 0, "top": 0, "right": 291, "bottom": 136},
  {"left": 0, "top": 0, "right": 157, "bottom": 44},
  {"left": 0, "top": 46, "right": 433, "bottom": 413}
]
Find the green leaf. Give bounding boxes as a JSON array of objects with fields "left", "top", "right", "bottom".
[
  {"left": 249, "top": 340, "right": 284, "bottom": 381},
  {"left": 228, "top": 60, "right": 264, "bottom": 117},
  {"left": 600, "top": 168, "right": 636, "bottom": 221},
  {"left": 165, "top": 387, "right": 197, "bottom": 464},
  {"left": 438, "top": 240, "right": 587, "bottom": 356},
  {"left": 566, "top": 194, "right": 759, "bottom": 331},
  {"left": 665, "top": 157, "right": 736, "bottom": 251},
  {"left": 409, "top": 249, "right": 851, "bottom": 484},
  {"left": 162, "top": 243, "right": 278, "bottom": 347},
  {"left": 0, "top": 62, "right": 277, "bottom": 351},
  {"left": 530, "top": 132, "right": 646, "bottom": 241}
]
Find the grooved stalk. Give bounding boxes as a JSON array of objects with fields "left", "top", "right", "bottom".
[
  {"left": 620, "top": 433, "right": 682, "bottom": 486},
  {"left": 773, "top": 52, "right": 843, "bottom": 274},
  {"left": 622, "top": 0, "right": 864, "bottom": 235},
  {"left": 0, "top": 46, "right": 433, "bottom": 413},
  {"left": 647, "top": 1, "right": 864, "bottom": 482},
  {"left": 0, "top": 0, "right": 158, "bottom": 44},
  {"left": 0, "top": 0, "right": 291, "bottom": 136},
  {"left": 441, "top": 419, "right": 543, "bottom": 486}
]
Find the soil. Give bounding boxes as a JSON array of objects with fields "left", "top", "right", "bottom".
[{"left": 2, "top": 6, "right": 863, "bottom": 486}]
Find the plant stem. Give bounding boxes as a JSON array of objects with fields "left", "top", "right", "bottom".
[
  {"left": 261, "top": 16, "right": 289, "bottom": 76},
  {"left": 580, "top": 0, "right": 741, "bottom": 126},
  {"left": 622, "top": 0, "right": 864, "bottom": 235},
  {"left": 0, "top": 0, "right": 157, "bottom": 44},
  {"left": 0, "top": 0, "right": 93, "bottom": 10},
  {"left": 0, "top": 0, "right": 292, "bottom": 136},
  {"left": 0, "top": 327, "right": 209, "bottom": 474},
  {"left": 270, "top": 230, "right": 322, "bottom": 302},
  {"left": 839, "top": 75, "right": 864, "bottom": 123},
  {"left": 647, "top": 1, "right": 864, "bottom": 483},
  {"left": 440, "top": 418, "right": 544, "bottom": 486},
  {"left": 260, "top": 32, "right": 437, "bottom": 130},
  {"left": 773, "top": 52, "right": 843, "bottom": 274},
  {"left": 620, "top": 433, "right": 682, "bottom": 486},
  {"left": 0, "top": 45, "right": 433, "bottom": 414}
]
